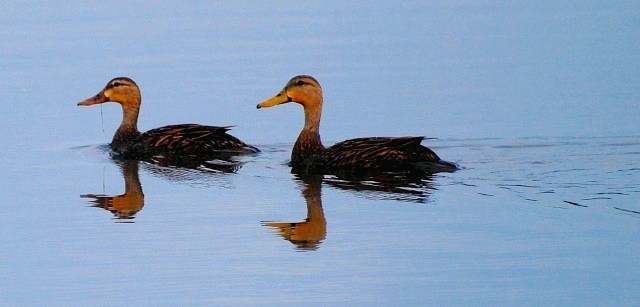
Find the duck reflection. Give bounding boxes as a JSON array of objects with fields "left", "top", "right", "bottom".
[
  {"left": 323, "top": 170, "right": 439, "bottom": 203},
  {"left": 145, "top": 152, "right": 247, "bottom": 173},
  {"left": 262, "top": 170, "right": 443, "bottom": 251},
  {"left": 80, "top": 143, "right": 252, "bottom": 221},
  {"left": 262, "top": 174, "right": 327, "bottom": 251},
  {"left": 81, "top": 160, "right": 144, "bottom": 220}
]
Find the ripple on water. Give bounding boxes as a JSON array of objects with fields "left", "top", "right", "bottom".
[{"left": 442, "top": 136, "right": 640, "bottom": 213}]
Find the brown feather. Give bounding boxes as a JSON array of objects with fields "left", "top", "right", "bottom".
[
  {"left": 112, "top": 124, "right": 259, "bottom": 160},
  {"left": 291, "top": 136, "right": 456, "bottom": 174}
]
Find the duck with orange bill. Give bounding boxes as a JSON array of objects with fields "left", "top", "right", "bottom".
[{"left": 78, "top": 77, "right": 259, "bottom": 164}]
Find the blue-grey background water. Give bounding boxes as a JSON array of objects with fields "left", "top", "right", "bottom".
[{"left": 1, "top": 2, "right": 639, "bottom": 305}]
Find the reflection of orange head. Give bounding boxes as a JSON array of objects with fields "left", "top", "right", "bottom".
[
  {"left": 82, "top": 192, "right": 144, "bottom": 219},
  {"left": 109, "top": 192, "right": 144, "bottom": 218},
  {"left": 263, "top": 216, "right": 326, "bottom": 251},
  {"left": 263, "top": 175, "right": 326, "bottom": 250}
]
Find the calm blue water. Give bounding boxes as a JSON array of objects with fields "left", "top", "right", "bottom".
[{"left": 1, "top": 2, "right": 639, "bottom": 305}]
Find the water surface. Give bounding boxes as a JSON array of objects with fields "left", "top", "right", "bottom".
[{"left": 1, "top": 2, "right": 639, "bottom": 305}]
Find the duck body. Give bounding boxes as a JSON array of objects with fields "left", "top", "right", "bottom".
[
  {"left": 316, "top": 136, "right": 455, "bottom": 172},
  {"left": 112, "top": 124, "right": 259, "bottom": 160},
  {"left": 257, "top": 75, "right": 456, "bottom": 175},
  {"left": 292, "top": 135, "right": 456, "bottom": 174},
  {"left": 78, "top": 77, "right": 258, "bottom": 162}
]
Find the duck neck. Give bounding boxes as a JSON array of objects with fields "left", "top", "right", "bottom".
[
  {"left": 302, "top": 176, "right": 325, "bottom": 223},
  {"left": 122, "top": 162, "right": 143, "bottom": 196},
  {"left": 113, "top": 104, "right": 141, "bottom": 146},
  {"left": 292, "top": 104, "right": 325, "bottom": 164}
]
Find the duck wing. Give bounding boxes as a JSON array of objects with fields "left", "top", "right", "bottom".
[
  {"left": 138, "top": 124, "right": 259, "bottom": 156},
  {"left": 319, "top": 136, "right": 453, "bottom": 171},
  {"left": 110, "top": 124, "right": 259, "bottom": 168}
]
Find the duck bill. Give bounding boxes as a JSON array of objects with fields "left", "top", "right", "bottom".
[
  {"left": 77, "top": 92, "right": 109, "bottom": 106},
  {"left": 256, "top": 89, "right": 291, "bottom": 109}
]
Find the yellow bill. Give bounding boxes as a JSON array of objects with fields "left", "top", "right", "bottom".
[
  {"left": 256, "top": 89, "right": 291, "bottom": 109},
  {"left": 77, "top": 92, "right": 109, "bottom": 106}
]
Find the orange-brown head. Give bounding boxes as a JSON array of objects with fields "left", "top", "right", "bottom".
[
  {"left": 256, "top": 75, "right": 323, "bottom": 110},
  {"left": 77, "top": 77, "right": 141, "bottom": 108}
]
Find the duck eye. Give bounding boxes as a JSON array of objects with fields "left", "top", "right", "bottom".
[
  {"left": 112, "top": 82, "right": 121, "bottom": 88},
  {"left": 296, "top": 80, "right": 305, "bottom": 86}
]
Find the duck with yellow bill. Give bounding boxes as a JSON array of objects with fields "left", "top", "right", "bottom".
[{"left": 257, "top": 75, "right": 457, "bottom": 174}]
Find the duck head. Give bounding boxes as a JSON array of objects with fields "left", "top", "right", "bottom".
[
  {"left": 257, "top": 75, "right": 323, "bottom": 110},
  {"left": 77, "top": 77, "right": 141, "bottom": 108}
]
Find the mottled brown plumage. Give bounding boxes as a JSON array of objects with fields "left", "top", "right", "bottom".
[
  {"left": 78, "top": 77, "right": 259, "bottom": 162},
  {"left": 257, "top": 75, "right": 456, "bottom": 174}
]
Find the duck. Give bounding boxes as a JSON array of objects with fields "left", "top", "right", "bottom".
[
  {"left": 256, "top": 75, "right": 456, "bottom": 174},
  {"left": 78, "top": 77, "right": 259, "bottom": 161}
]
